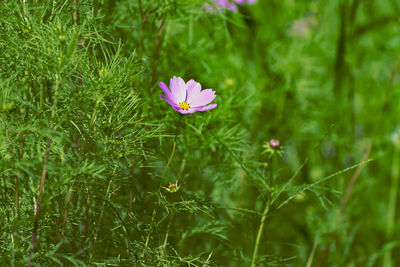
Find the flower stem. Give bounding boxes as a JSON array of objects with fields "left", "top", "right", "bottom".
[
  {"left": 142, "top": 115, "right": 183, "bottom": 259},
  {"left": 161, "top": 212, "right": 174, "bottom": 256},
  {"left": 251, "top": 194, "right": 271, "bottom": 267},
  {"left": 160, "top": 116, "right": 182, "bottom": 256},
  {"left": 162, "top": 115, "right": 183, "bottom": 178},
  {"left": 251, "top": 156, "right": 273, "bottom": 267}
]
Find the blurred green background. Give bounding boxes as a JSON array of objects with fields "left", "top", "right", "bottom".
[{"left": 1, "top": 0, "right": 400, "bottom": 266}]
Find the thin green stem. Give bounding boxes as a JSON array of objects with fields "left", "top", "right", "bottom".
[
  {"left": 159, "top": 116, "right": 183, "bottom": 259},
  {"left": 141, "top": 115, "right": 182, "bottom": 259},
  {"left": 79, "top": 194, "right": 90, "bottom": 252},
  {"left": 28, "top": 72, "right": 60, "bottom": 267},
  {"left": 61, "top": 185, "right": 73, "bottom": 239},
  {"left": 251, "top": 155, "right": 274, "bottom": 267},
  {"left": 161, "top": 212, "right": 173, "bottom": 257},
  {"left": 142, "top": 209, "right": 156, "bottom": 258},
  {"left": 162, "top": 141, "right": 176, "bottom": 178},
  {"left": 94, "top": 167, "right": 116, "bottom": 242},
  {"left": 251, "top": 193, "right": 271, "bottom": 267},
  {"left": 383, "top": 133, "right": 400, "bottom": 266},
  {"left": 150, "top": 14, "right": 167, "bottom": 87},
  {"left": 162, "top": 115, "right": 182, "bottom": 178}
]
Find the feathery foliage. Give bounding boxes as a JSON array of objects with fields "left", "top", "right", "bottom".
[{"left": 1, "top": 0, "right": 399, "bottom": 266}]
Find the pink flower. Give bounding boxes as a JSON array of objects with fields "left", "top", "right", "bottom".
[
  {"left": 159, "top": 76, "right": 217, "bottom": 114},
  {"left": 235, "top": 0, "right": 257, "bottom": 3},
  {"left": 206, "top": 0, "right": 237, "bottom": 12},
  {"left": 206, "top": 0, "right": 257, "bottom": 12}
]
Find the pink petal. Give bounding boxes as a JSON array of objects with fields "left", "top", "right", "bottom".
[
  {"left": 198, "top": 104, "right": 217, "bottom": 112},
  {"left": 214, "top": 0, "right": 237, "bottom": 11},
  {"left": 159, "top": 82, "right": 173, "bottom": 101},
  {"left": 170, "top": 76, "right": 187, "bottom": 104},
  {"left": 179, "top": 104, "right": 217, "bottom": 114},
  {"left": 188, "top": 89, "right": 216, "bottom": 108},
  {"left": 160, "top": 95, "right": 179, "bottom": 108},
  {"left": 177, "top": 107, "right": 203, "bottom": 114},
  {"left": 186, "top": 80, "right": 202, "bottom": 103}
]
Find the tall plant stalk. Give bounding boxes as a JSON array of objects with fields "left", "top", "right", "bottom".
[
  {"left": 61, "top": 0, "right": 82, "bottom": 242},
  {"left": 142, "top": 115, "right": 182, "bottom": 258},
  {"left": 28, "top": 72, "right": 60, "bottom": 267},
  {"left": 150, "top": 14, "right": 167, "bottom": 87},
  {"left": 61, "top": 186, "right": 73, "bottom": 239},
  {"left": 383, "top": 145, "right": 399, "bottom": 267},
  {"left": 251, "top": 195, "right": 271, "bottom": 267},
  {"left": 383, "top": 96, "right": 400, "bottom": 267},
  {"left": 251, "top": 155, "right": 273, "bottom": 267},
  {"left": 80, "top": 194, "right": 90, "bottom": 251}
]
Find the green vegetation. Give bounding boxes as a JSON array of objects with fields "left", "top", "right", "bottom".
[{"left": 1, "top": 0, "right": 399, "bottom": 266}]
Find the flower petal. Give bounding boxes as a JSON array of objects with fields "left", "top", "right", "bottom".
[
  {"left": 159, "top": 81, "right": 174, "bottom": 103},
  {"left": 160, "top": 95, "right": 179, "bottom": 108},
  {"left": 170, "top": 76, "right": 187, "bottom": 104},
  {"left": 216, "top": 0, "right": 237, "bottom": 11},
  {"left": 188, "top": 89, "right": 216, "bottom": 107},
  {"left": 186, "top": 80, "right": 202, "bottom": 103},
  {"left": 198, "top": 104, "right": 217, "bottom": 112},
  {"left": 176, "top": 107, "right": 203, "bottom": 114}
]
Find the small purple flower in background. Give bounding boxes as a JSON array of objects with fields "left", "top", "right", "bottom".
[
  {"left": 206, "top": 0, "right": 257, "bottom": 12},
  {"left": 288, "top": 14, "right": 318, "bottom": 38},
  {"left": 205, "top": 0, "right": 237, "bottom": 12},
  {"left": 235, "top": 0, "right": 257, "bottom": 3},
  {"left": 159, "top": 76, "right": 217, "bottom": 114}
]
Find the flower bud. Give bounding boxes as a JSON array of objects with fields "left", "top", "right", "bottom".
[{"left": 269, "top": 139, "right": 280, "bottom": 149}]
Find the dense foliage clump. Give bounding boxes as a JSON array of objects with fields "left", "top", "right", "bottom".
[{"left": 1, "top": 0, "right": 400, "bottom": 266}]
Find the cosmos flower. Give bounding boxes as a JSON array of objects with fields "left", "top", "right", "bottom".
[
  {"left": 159, "top": 76, "right": 217, "bottom": 114},
  {"left": 207, "top": 0, "right": 237, "bottom": 12},
  {"left": 205, "top": 0, "right": 257, "bottom": 12},
  {"left": 235, "top": 0, "right": 257, "bottom": 3},
  {"left": 288, "top": 14, "right": 318, "bottom": 37}
]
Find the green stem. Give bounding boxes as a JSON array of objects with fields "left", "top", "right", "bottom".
[
  {"left": 162, "top": 142, "right": 176, "bottom": 178},
  {"left": 251, "top": 155, "right": 273, "bottom": 267},
  {"left": 161, "top": 212, "right": 173, "bottom": 257},
  {"left": 162, "top": 115, "right": 182, "bottom": 178},
  {"left": 95, "top": 167, "right": 116, "bottom": 239},
  {"left": 28, "top": 72, "right": 60, "bottom": 267},
  {"left": 61, "top": 184, "right": 73, "bottom": 239},
  {"left": 141, "top": 115, "right": 182, "bottom": 258},
  {"left": 383, "top": 145, "right": 400, "bottom": 267},
  {"left": 141, "top": 209, "right": 156, "bottom": 258},
  {"left": 251, "top": 194, "right": 271, "bottom": 267}
]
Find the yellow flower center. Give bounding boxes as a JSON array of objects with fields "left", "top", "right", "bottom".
[{"left": 179, "top": 102, "right": 190, "bottom": 110}]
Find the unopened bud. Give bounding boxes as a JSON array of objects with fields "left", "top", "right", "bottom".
[
  {"left": 168, "top": 183, "right": 177, "bottom": 190},
  {"left": 269, "top": 139, "right": 280, "bottom": 149}
]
